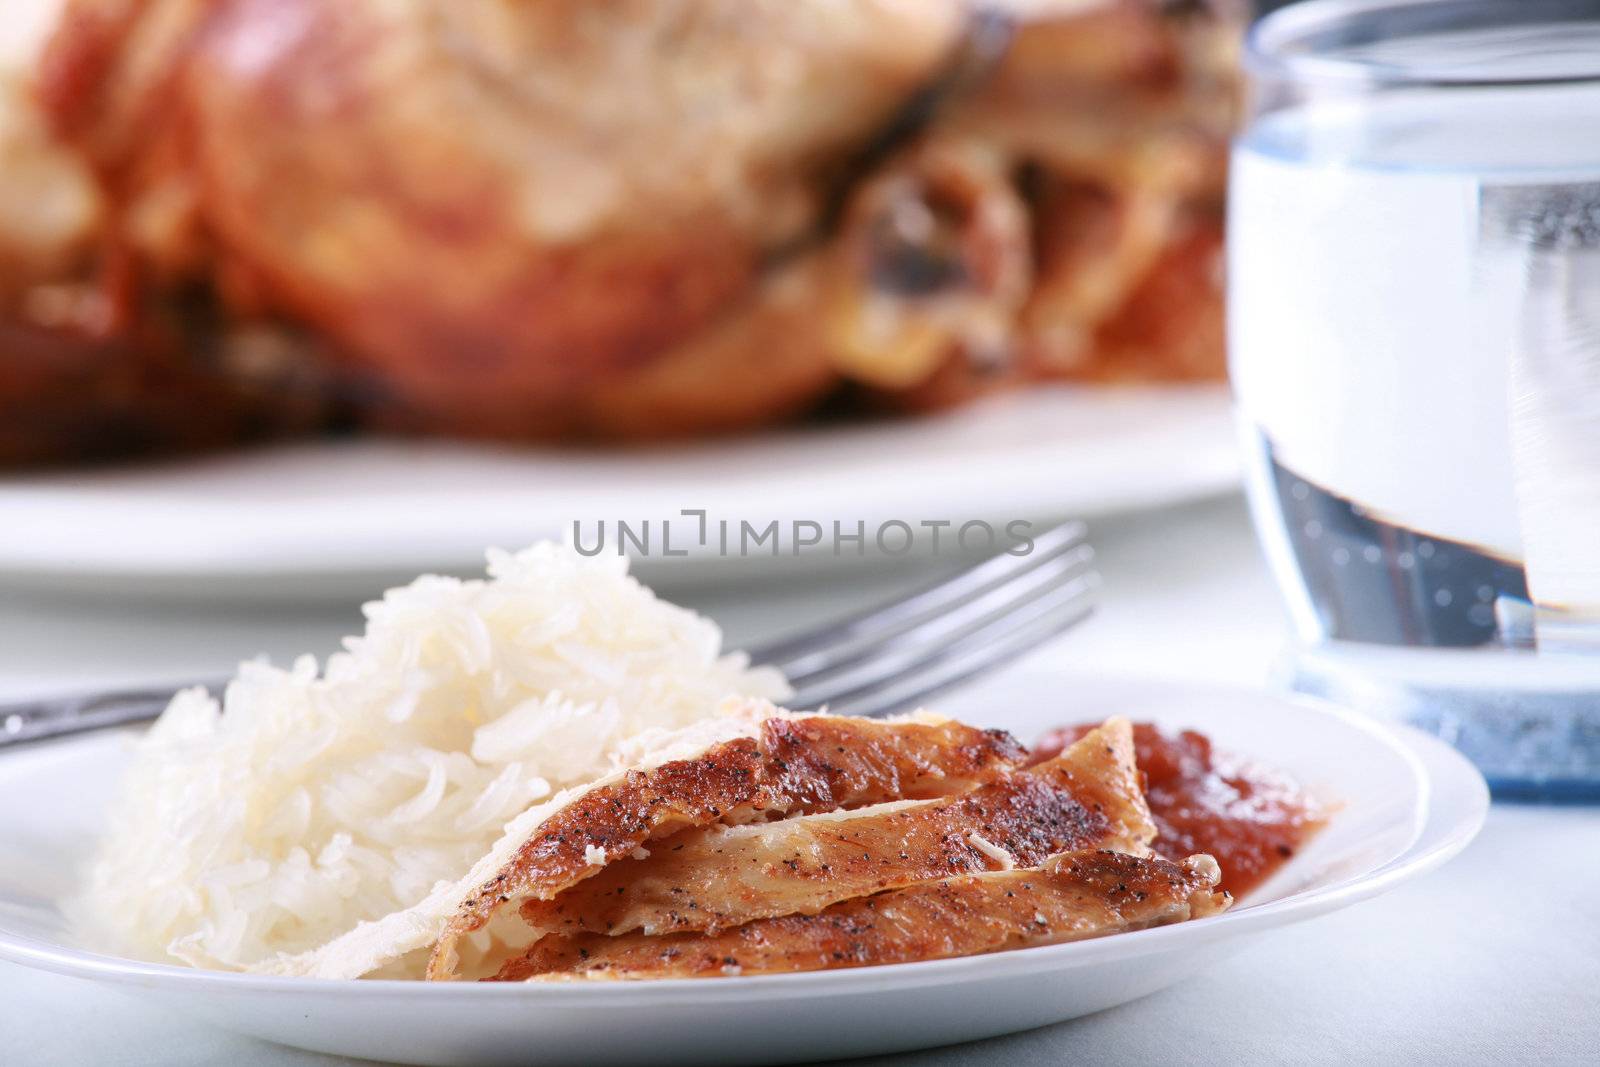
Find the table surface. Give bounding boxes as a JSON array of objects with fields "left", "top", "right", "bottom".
[{"left": 4, "top": 496, "right": 1598, "bottom": 1066}]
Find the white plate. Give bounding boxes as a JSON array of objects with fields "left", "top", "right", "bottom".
[
  {"left": 0, "top": 674, "right": 1486, "bottom": 1066},
  {"left": 0, "top": 385, "right": 1237, "bottom": 600}
]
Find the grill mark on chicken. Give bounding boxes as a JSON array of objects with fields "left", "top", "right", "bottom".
[
  {"left": 492, "top": 849, "right": 1230, "bottom": 981},
  {"left": 427, "top": 714, "right": 1025, "bottom": 979},
  {"left": 519, "top": 719, "right": 1151, "bottom": 938}
]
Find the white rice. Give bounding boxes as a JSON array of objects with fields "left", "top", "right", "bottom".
[{"left": 77, "top": 543, "right": 789, "bottom": 975}]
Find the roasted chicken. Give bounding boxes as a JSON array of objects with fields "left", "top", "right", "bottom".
[
  {"left": 493, "top": 849, "right": 1228, "bottom": 980},
  {"left": 0, "top": 0, "right": 1242, "bottom": 464},
  {"left": 427, "top": 714, "right": 1234, "bottom": 983},
  {"left": 517, "top": 716, "right": 1154, "bottom": 939},
  {"left": 428, "top": 712, "right": 1027, "bottom": 979}
]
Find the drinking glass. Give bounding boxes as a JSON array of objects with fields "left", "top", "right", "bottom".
[{"left": 1230, "top": 0, "right": 1600, "bottom": 798}]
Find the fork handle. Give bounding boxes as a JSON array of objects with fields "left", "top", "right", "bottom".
[{"left": 0, "top": 682, "right": 214, "bottom": 747}]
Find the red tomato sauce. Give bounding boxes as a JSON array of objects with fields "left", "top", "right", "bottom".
[{"left": 1032, "top": 722, "right": 1326, "bottom": 898}]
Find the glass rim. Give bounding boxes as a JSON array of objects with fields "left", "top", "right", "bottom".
[{"left": 1246, "top": 0, "right": 1600, "bottom": 89}]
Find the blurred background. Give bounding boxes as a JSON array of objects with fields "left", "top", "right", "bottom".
[{"left": 0, "top": 0, "right": 1268, "bottom": 688}]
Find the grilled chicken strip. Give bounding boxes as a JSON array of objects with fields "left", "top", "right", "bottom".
[
  {"left": 521, "top": 718, "right": 1152, "bottom": 939},
  {"left": 428, "top": 714, "right": 1025, "bottom": 979},
  {"left": 493, "top": 849, "right": 1230, "bottom": 981}
]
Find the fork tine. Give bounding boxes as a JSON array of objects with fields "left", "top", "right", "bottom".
[
  {"left": 783, "top": 543, "right": 1096, "bottom": 690},
  {"left": 842, "top": 596, "right": 1097, "bottom": 719},
  {"left": 782, "top": 542, "right": 1096, "bottom": 688},
  {"left": 820, "top": 582, "right": 1099, "bottom": 720},
  {"left": 746, "top": 521, "right": 1087, "bottom": 675},
  {"left": 788, "top": 564, "right": 1100, "bottom": 712}
]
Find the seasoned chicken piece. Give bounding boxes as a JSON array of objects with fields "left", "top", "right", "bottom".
[
  {"left": 2, "top": 0, "right": 1242, "bottom": 462},
  {"left": 823, "top": 0, "right": 1238, "bottom": 410},
  {"left": 822, "top": 136, "right": 1032, "bottom": 392},
  {"left": 521, "top": 718, "right": 1153, "bottom": 938},
  {"left": 39, "top": 0, "right": 968, "bottom": 433},
  {"left": 492, "top": 849, "right": 1230, "bottom": 980},
  {"left": 0, "top": 311, "right": 336, "bottom": 466},
  {"left": 0, "top": 64, "right": 336, "bottom": 464},
  {"left": 0, "top": 4, "right": 341, "bottom": 466},
  {"left": 1079, "top": 210, "right": 1225, "bottom": 381},
  {"left": 365, "top": 255, "right": 843, "bottom": 443},
  {"left": 428, "top": 714, "right": 1025, "bottom": 979},
  {"left": 0, "top": 72, "right": 95, "bottom": 291}
]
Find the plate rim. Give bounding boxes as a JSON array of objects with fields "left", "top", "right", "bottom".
[
  {"left": 0, "top": 688, "right": 1487, "bottom": 1003},
  {"left": 0, "top": 385, "right": 1239, "bottom": 584}
]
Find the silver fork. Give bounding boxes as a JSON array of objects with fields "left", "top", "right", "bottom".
[
  {"left": 751, "top": 521, "right": 1098, "bottom": 717},
  {"left": 0, "top": 522, "right": 1098, "bottom": 747}
]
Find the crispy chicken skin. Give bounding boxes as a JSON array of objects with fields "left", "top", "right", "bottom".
[
  {"left": 428, "top": 715, "right": 1026, "bottom": 980},
  {"left": 519, "top": 719, "right": 1153, "bottom": 939},
  {"left": 492, "top": 849, "right": 1230, "bottom": 981}
]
